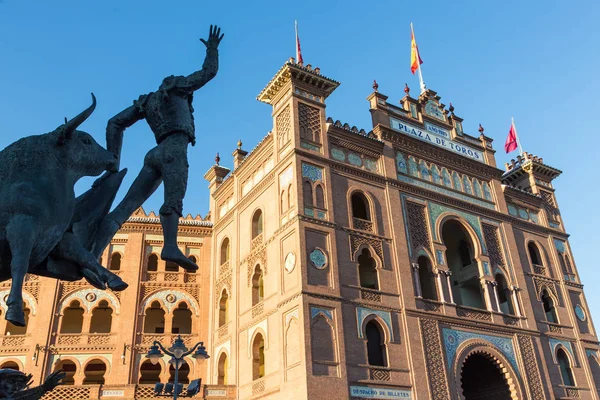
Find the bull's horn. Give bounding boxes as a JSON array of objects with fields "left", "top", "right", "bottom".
[{"left": 63, "top": 93, "right": 97, "bottom": 135}]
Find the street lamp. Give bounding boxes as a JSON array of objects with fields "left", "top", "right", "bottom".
[{"left": 146, "top": 335, "right": 209, "bottom": 400}]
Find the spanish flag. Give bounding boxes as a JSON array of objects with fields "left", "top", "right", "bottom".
[{"left": 410, "top": 28, "right": 423, "bottom": 75}]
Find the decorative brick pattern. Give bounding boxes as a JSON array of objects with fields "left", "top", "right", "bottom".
[
  {"left": 566, "top": 387, "right": 580, "bottom": 398},
  {"left": 369, "top": 368, "right": 391, "bottom": 381},
  {"left": 2, "top": 335, "right": 25, "bottom": 346},
  {"left": 349, "top": 233, "right": 384, "bottom": 264},
  {"left": 516, "top": 335, "right": 545, "bottom": 400},
  {"left": 406, "top": 201, "right": 430, "bottom": 252},
  {"left": 41, "top": 386, "right": 90, "bottom": 400},
  {"left": 540, "top": 190, "right": 559, "bottom": 221},
  {"left": 298, "top": 102, "right": 321, "bottom": 143},
  {"left": 420, "top": 319, "right": 451, "bottom": 400},
  {"left": 353, "top": 217, "right": 375, "bottom": 232},
  {"left": 360, "top": 288, "right": 382, "bottom": 302},
  {"left": 276, "top": 105, "right": 291, "bottom": 148},
  {"left": 482, "top": 224, "right": 505, "bottom": 268},
  {"left": 57, "top": 334, "right": 81, "bottom": 345},
  {"left": 252, "top": 379, "right": 265, "bottom": 395},
  {"left": 251, "top": 302, "right": 264, "bottom": 318},
  {"left": 456, "top": 306, "right": 492, "bottom": 321},
  {"left": 87, "top": 334, "right": 111, "bottom": 345}
]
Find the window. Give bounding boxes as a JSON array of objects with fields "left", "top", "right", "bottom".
[
  {"left": 83, "top": 360, "right": 107, "bottom": 384},
  {"left": 528, "top": 242, "right": 542, "bottom": 266},
  {"left": 5, "top": 304, "right": 29, "bottom": 335},
  {"left": 365, "top": 321, "right": 386, "bottom": 367},
  {"left": 495, "top": 274, "right": 514, "bottom": 315},
  {"left": 220, "top": 238, "right": 230, "bottom": 265},
  {"left": 358, "top": 249, "right": 378, "bottom": 289},
  {"left": 147, "top": 254, "right": 158, "bottom": 272},
  {"left": 252, "top": 209, "right": 263, "bottom": 239},
  {"left": 144, "top": 301, "right": 165, "bottom": 334},
  {"left": 557, "top": 349, "right": 575, "bottom": 386},
  {"left": 165, "top": 261, "right": 179, "bottom": 272},
  {"left": 541, "top": 289, "right": 558, "bottom": 323},
  {"left": 217, "top": 353, "right": 228, "bottom": 385},
  {"left": 61, "top": 301, "right": 84, "bottom": 334},
  {"left": 442, "top": 220, "right": 485, "bottom": 309},
  {"left": 54, "top": 360, "right": 76, "bottom": 385},
  {"left": 252, "top": 333, "right": 265, "bottom": 380},
  {"left": 172, "top": 303, "right": 192, "bottom": 334},
  {"left": 139, "top": 360, "right": 161, "bottom": 384},
  {"left": 90, "top": 300, "right": 112, "bottom": 333},
  {"left": 351, "top": 192, "right": 370, "bottom": 220},
  {"left": 109, "top": 253, "right": 121, "bottom": 271},
  {"left": 303, "top": 181, "right": 313, "bottom": 206},
  {"left": 169, "top": 362, "right": 190, "bottom": 384},
  {"left": 417, "top": 256, "right": 437, "bottom": 300},
  {"left": 252, "top": 265, "right": 264, "bottom": 306},
  {"left": 218, "top": 290, "right": 228, "bottom": 327},
  {"left": 0, "top": 361, "right": 19, "bottom": 371},
  {"left": 315, "top": 184, "right": 325, "bottom": 209}
]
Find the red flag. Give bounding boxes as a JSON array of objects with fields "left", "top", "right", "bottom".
[
  {"left": 505, "top": 122, "right": 518, "bottom": 153},
  {"left": 295, "top": 21, "right": 304, "bottom": 65}
]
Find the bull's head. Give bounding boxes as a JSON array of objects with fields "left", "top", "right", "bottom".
[{"left": 54, "top": 94, "right": 118, "bottom": 177}]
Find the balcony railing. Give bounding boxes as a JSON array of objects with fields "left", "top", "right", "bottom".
[
  {"left": 360, "top": 288, "right": 382, "bottom": 302},
  {"left": 251, "top": 234, "right": 264, "bottom": 250},
  {"left": 532, "top": 263, "right": 546, "bottom": 275},
  {"left": 456, "top": 305, "right": 492, "bottom": 321},
  {"left": 144, "top": 271, "right": 196, "bottom": 283},
  {"left": 139, "top": 333, "right": 197, "bottom": 346},
  {"left": 56, "top": 333, "right": 113, "bottom": 346},
  {"left": 353, "top": 217, "right": 374, "bottom": 232},
  {"left": 251, "top": 302, "right": 264, "bottom": 318},
  {"left": 1, "top": 334, "right": 26, "bottom": 346},
  {"left": 218, "top": 324, "right": 228, "bottom": 338},
  {"left": 219, "top": 261, "right": 230, "bottom": 277}
]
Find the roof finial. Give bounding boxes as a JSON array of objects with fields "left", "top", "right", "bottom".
[
  {"left": 478, "top": 124, "right": 484, "bottom": 134},
  {"left": 237, "top": 139, "right": 243, "bottom": 149},
  {"left": 404, "top": 83, "right": 410, "bottom": 95},
  {"left": 215, "top": 152, "right": 220, "bottom": 165},
  {"left": 373, "top": 80, "right": 379, "bottom": 92}
]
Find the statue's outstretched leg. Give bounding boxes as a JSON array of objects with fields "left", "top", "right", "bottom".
[
  {"left": 5, "top": 215, "right": 37, "bottom": 326},
  {"left": 158, "top": 136, "right": 198, "bottom": 272},
  {"left": 92, "top": 151, "right": 163, "bottom": 259}
]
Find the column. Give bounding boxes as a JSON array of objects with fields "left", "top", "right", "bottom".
[
  {"left": 480, "top": 279, "right": 493, "bottom": 311},
  {"left": 511, "top": 286, "right": 522, "bottom": 317},
  {"left": 411, "top": 263, "right": 422, "bottom": 298},
  {"left": 164, "top": 313, "right": 173, "bottom": 336},
  {"left": 490, "top": 281, "right": 500, "bottom": 312},
  {"left": 444, "top": 271, "right": 455, "bottom": 304},
  {"left": 435, "top": 270, "right": 446, "bottom": 303}
]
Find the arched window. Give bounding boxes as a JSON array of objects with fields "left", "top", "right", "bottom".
[
  {"left": 252, "top": 265, "right": 264, "bottom": 306},
  {"left": 61, "top": 300, "right": 84, "bottom": 334},
  {"left": 217, "top": 353, "right": 228, "bottom": 385},
  {"left": 365, "top": 320, "right": 386, "bottom": 367},
  {"left": 528, "top": 242, "right": 543, "bottom": 266},
  {"left": 252, "top": 209, "right": 263, "bottom": 239},
  {"left": 54, "top": 360, "right": 76, "bottom": 385},
  {"left": 417, "top": 256, "right": 437, "bottom": 300},
  {"left": 442, "top": 220, "right": 485, "bottom": 309},
  {"left": 252, "top": 333, "right": 265, "bottom": 380},
  {"left": 109, "top": 253, "right": 121, "bottom": 271},
  {"left": 172, "top": 303, "right": 192, "bottom": 334},
  {"left": 144, "top": 301, "right": 165, "bottom": 334},
  {"left": 303, "top": 181, "right": 313, "bottom": 206},
  {"left": 220, "top": 238, "right": 230, "bottom": 265},
  {"left": 565, "top": 255, "right": 573, "bottom": 274},
  {"left": 83, "top": 359, "right": 107, "bottom": 384},
  {"left": 147, "top": 254, "right": 159, "bottom": 272},
  {"left": 5, "top": 305, "right": 29, "bottom": 335},
  {"left": 495, "top": 274, "right": 514, "bottom": 315},
  {"left": 351, "top": 192, "right": 370, "bottom": 221},
  {"left": 0, "top": 361, "right": 19, "bottom": 370},
  {"left": 218, "top": 290, "right": 228, "bottom": 327},
  {"left": 315, "top": 184, "right": 325, "bottom": 209},
  {"left": 557, "top": 349, "right": 575, "bottom": 386},
  {"left": 358, "top": 249, "right": 378, "bottom": 290},
  {"left": 169, "top": 362, "right": 190, "bottom": 384},
  {"left": 541, "top": 289, "right": 558, "bottom": 323},
  {"left": 90, "top": 300, "right": 112, "bottom": 333},
  {"left": 139, "top": 360, "right": 161, "bottom": 384}
]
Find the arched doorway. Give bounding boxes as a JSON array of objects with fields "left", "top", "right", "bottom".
[
  {"left": 54, "top": 360, "right": 77, "bottom": 385},
  {"left": 460, "top": 353, "right": 511, "bottom": 399},
  {"left": 0, "top": 361, "right": 20, "bottom": 370}
]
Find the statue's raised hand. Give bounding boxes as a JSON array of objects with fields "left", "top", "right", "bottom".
[
  {"left": 200, "top": 25, "right": 224, "bottom": 50},
  {"left": 42, "top": 370, "right": 66, "bottom": 391}
]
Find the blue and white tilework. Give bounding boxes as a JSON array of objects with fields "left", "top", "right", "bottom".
[
  {"left": 357, "top": 307, "right": 394, "bottom": 341},
  {"left": 436, "top": 250, "right": 445, "bottom": 265},
  {"left": 482, "top": 182, "right": 493, "bottom": 201},
  {"left": 554, "top": 239, "right": 566, "bottom": 254},
  {"left": 483, "top": 261, "right": 491, "bottom": 276},
  {"left": 442, "top": 328, "right": 520, "bottom": 377},
  {"left": 302, "top": 163, "right": 323, "bottom": 182},
  {"left": 311, "top": 306, "right": 333, "bottom": 321},
  {"left": 396, "top": 153, "right": 408, "bottom": 174},
  {"left": 575, "top": 304, "right": 586, "bottom": 321},
  {"left": 549, "top": 338, "right": 574, "bottom": 360},
  {"left": 309, "top": 248, "right": 327, "bottom": 269},
  {"left": 419, "top": 161, "right": 430, "bottom": 181}
]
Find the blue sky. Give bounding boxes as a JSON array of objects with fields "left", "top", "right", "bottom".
[{"left": 1, "top": 1, "right": 600, "bottom": 322}]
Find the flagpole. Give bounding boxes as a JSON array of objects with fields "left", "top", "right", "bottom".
[
  {"left": 295, "top": 20, "right": 300, "bottom": 63},
  {"left": 512, "top": 117, "right": 524, "bottom": 156},
  {"left": 411, "top": 23, "right": 426, "bottom": 94}
]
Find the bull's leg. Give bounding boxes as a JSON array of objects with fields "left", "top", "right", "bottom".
[
  {"left": 5, "top": 216, "right": 36, "bottom": 326},
  {"left": 57, "top": 233, "right": 128, "bottom": 291},
  {"left": 92, "top": 157, "right": 162, "bottom": 259}
]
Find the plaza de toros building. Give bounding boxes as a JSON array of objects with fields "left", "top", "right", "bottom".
[{"left": 1, "top": 58, "right": 599, "bottom": 400}]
